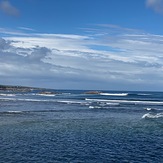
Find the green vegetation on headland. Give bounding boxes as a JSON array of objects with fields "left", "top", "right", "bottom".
[
  {"left": 0, "top": 84, "right": 38, "bottom": 92},
  {"left": 0, "top": 84, "right": 102, "bottom": 95},
  {"left": 0, "top": 84, "right": 57, "bottom": 94}
]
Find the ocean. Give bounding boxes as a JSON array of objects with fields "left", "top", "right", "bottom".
[{"left": 0, "top": 89, "right": 163, "bottom": 163}]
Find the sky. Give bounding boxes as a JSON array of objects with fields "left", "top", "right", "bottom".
[{"left": 0, "top": 0, "right": 163, "bottom": 91}]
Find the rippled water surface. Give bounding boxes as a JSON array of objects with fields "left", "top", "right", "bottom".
[{"left": 0, "top": 90, "right": 163, "bottom": 162}]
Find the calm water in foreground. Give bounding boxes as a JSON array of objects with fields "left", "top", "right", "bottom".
[{"left": 0, "top": 90, "right": 163, "bottom": 163}]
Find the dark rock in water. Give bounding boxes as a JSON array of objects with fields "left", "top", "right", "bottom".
[{"left": 84, "top": 91, "right": 101, "bottom": 94}]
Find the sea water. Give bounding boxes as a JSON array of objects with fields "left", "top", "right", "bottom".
[{"left": 0, "top": 90, "right": 163, "bottom": 162}]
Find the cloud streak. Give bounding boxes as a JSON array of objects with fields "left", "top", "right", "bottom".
[{"left": 0, "top": 0, "right": 19, "bottom": 16}]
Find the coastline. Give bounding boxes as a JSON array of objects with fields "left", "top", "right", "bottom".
[{"left": 0, "top": 84, "right": 38, "bottom": 92}]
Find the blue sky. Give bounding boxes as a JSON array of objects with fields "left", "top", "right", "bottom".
[{"left": 0, "top": 0, "right": 163, "bottom": 91}]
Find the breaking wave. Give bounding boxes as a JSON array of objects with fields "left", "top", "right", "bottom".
[
  {"left": 57, "top": 100, "right": 88, "bottom": 105},
  {"left": 0, "top": 110, "right": 24, "bottom": 115},
  {"left": 36, "top": 94, "right": 56, "bottom": 97},
  {"left": 0, "top": 93, "right": 16, "bottom": 97},
  {"left": 142, "top": 113, "right": 163, "bottom": 119},
  {"left": 0, "top": 97, "right": 55, "bottom": 102},
  {"left": 144, "top": 107, "right": 162, "bottom": 111},
  {"left": 85, "top": 98, "right": 163, "bottom": 105},
  {"left": 100, "top": 93, "right": 128, "bottom": 96}
]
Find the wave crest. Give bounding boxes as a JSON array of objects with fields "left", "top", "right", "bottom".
[
  {"left": 100, "top": 93, "right": 128, "bottom": 96},
  {"left": 142, "top": 113, "right": 163, "bottom": 119},
  {"left": 0, "top": 93, "right": 16, "bottom": 97}
]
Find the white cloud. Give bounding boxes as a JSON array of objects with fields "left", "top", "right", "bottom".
[
  {"left": 1, "top": 25, "right": 163, "bottom": 90},
  {"left": 146, "top": 0, "right": 163, "bottom": 13},
  {"left": 18, "top": 27, "right": 35, "bottom": 32},
  {"left": 0, "top": 0, "right": 19, "bottom": 16},
  {"left": 4, "top": 34, "right": 89, "bottom": 51}
]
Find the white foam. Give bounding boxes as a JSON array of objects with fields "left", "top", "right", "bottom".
[
  {"left": 86, "top": 98, "right": 110, "bottom": 102},
  {"left": 100, "top": 93, "right": 128, "bottom": 96},
  {"left": 25, "top": 93, "right": 56, "bottom": 97},
  {"left": 85, "top": 98, "right": 163, "bottom": 105},
  {"left": 58, "top": 100, "right": 87, "bottom": 105},
  {"left": 16, "top": 98, "right": 42, "bottom": 102},
  {"left": 89, "top": 106, "right": 102, "bottom": 109},
  {"left": 142, "top": 113, "right": 163, "bottom": 119},
  {"left": 7, "top": 111, "right": 23, "bottom": 113},
  {"left": 0, "top": 93, "right": 16, "bottom": 97},
  {"left": 145, "top": 108, "right": 153, "bottom": 111},
  {"left": 0, "top": 97, "right": 54, "bottom": 102},
  {"left": 36, "top": 94, "right": 56, "bottom": 97},
  {"left": 0, "top": 97, "right": 16, "bottom": 101},
  {"left": 29, "top": 93, "right": 37, "bottom": 96},
  {"left": 106, "top": 102, "right": 120, "bottom": 106}
]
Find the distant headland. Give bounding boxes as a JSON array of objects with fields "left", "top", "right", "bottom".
[
  {"left": 0, "top": 84, "right": 39, "bottom": 92},
  {"left": 0, "top": 84, "right": 59, "bottom": 95},
  {"left": 0, "top": 84, "right": 103, "bottom": 95}
]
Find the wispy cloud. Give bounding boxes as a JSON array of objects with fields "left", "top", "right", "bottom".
[
  {"left": 18, "top": 27, "right": 35, "bottom": 32},
  {"left": 146, "top": 0, "right": 163, "bottom": 14},
  {"left": 1, "top": 25, "right": 163, "bottom": 90},
  {"left": 0, "top": 28, "right": 29, "bottom": 36},
  {"left": 0, "top": 0, "right": 19, "bottom": 16}
]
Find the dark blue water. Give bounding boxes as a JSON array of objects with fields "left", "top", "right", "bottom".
[{"left": 0, "top": 90, "right": 163, "bottom": 162}]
